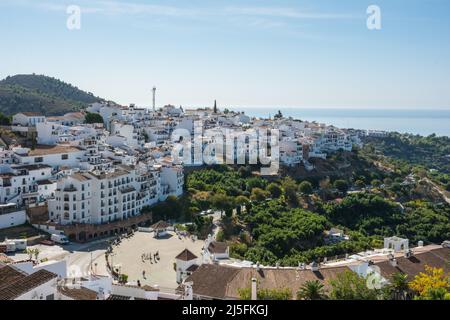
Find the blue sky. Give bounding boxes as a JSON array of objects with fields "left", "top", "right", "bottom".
[{"left": 0, "top": 0, "right": 449, "bottom": 109}]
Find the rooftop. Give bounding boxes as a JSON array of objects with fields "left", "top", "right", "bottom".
[
  {"left": 0, "top": 268, "right": 57, "bottom": 300},
  {"left": 184, "top": 263, "right": 351, "bottom": 300},
  {"left": 175, "top": 249, "right": 198, "bottom": 261},
  {"left": 375, "top": 246, "right": 450, "bottom": 281},
  {"left": 58, "top": 286, "right": 98, "bottom": 300},
  {"left": 17, "top": 112, "right": 44, "bottom": 117},
  {"left": 208, "top": 241, "right": 228, "bottom": 254},
  {"left": 26, "top": 145, "right": 82, "bottom": 156}
]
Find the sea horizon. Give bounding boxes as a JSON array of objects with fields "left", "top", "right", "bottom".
[{"left": 225, "top": 107, "right": 450, "bottom": 137}]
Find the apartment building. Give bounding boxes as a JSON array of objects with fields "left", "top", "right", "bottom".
[
  {"left": 0, "top": 164, "right": 53, "bottom": 205},
  {"left": 48, "top": 161, "right": 183, "bottom": 226}
]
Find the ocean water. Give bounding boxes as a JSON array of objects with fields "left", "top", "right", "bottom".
[{"left": 230, "top": 107, "right": 450, "bottom": 137}]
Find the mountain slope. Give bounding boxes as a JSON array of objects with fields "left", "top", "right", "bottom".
[{"left": 0, "top": 74, "right": 104, "bottom": 116}]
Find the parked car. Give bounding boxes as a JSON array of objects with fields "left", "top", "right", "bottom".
[{"left": 51, "top": 234, "right": 69, "bottom": 245}]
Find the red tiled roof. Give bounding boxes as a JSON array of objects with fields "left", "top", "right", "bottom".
[
  {"left": 59, "top": 287, "right": 98, "bottom": 300},
  {"left": 0, "top": 269, "right": 57, "bottom": 300},
  {"left": 208, "top": 241, "right": 228, "bottom": 254},
  {"left": 175, "top": 249, "right": 198, "bottom": 261}
]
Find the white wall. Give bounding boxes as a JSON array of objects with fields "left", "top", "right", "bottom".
[
  {"left": 15, "top": 278, "right": 57, "bottom": 300},
  {"left": 0, "top": 210, "right": 26, "bottom": 229}
]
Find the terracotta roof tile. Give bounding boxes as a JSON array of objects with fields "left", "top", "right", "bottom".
[
  {"left": 175, "top": 249, "right": 198, "bottom": 261},
  {"left": 0, "top": 269, "right": 57, "bottom": 300},
  {"left": 59, "top": 287, "right": 98, "bottom": 300}
]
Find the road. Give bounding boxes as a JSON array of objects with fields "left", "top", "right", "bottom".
[
  {"left": 65, "top": 240, "right": 110, "bottom": 278},
  {"left": 11, "top": 237, "right": 112, "bottom": 279}
]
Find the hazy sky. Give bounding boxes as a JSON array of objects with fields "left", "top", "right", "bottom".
[{"left": 1, "top": 0, "right": 449, "bottom": 109}]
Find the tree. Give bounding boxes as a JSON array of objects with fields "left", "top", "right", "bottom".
[
  {"left": 371, "top": 179, "right": 382, "bottom": 188},
  {"left": 266, "top": 183, "right": 282, "bottom": 198},
  {"left": 384, "top": 272, "right": 411, "bottom": 300},
  {"left": 334, "top": 180, "right": 349, "bottom": 193},
  {"left": 298, "top": 181, "right": 313, "bottom": 195},
  {"left": 250, "top": 188, "right": 269, "bottom": 202},
  {"left": 211, "top": 193, "right": 234, "bottom": 217},
  {"left": 235, "top": 195, "right": 250, "bottom": 215},
  {"left": 84, "top": 112, "right": 104, "bottom": 124},
  {"left": 216, "top": 230, "right": 225, "bottom": 242},
  {"left": 409, "top": 266, "right": 450, "bottom": 300},
  {"left": 355, "top": 180, "right": 365, "bottom": 189},
  {"left": 297, "top": 280, "right": 327, "bottom": 300},
  {"left": 26, "top": 248, "right": 34, "bottom": 260},
  {"left": 274, "top": 110, "right": 283, "bottom": 119},
  {"left": 34, "top": 248, "right": 40, "bottom": 261},
  {"left": 0, "top": 112, "right": 11, "bottom": 125},
  {"left": 383, "top": 177, "right": 393, "bottom": 186},
  {"left": 329, "top": 270, "right": 379, "bottom": 300},
  {"left": 282, "top": 177, "right": 298, "bottom": 204},
  {"left": 238, "top": 166, "right": 252, "bottom": 178},
  {"left": 238, "top": 287, "right": 292, "bottom": 300}
]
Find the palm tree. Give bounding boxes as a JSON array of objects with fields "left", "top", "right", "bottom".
[
  {"left": 297, "top": 280, "right": 327, "bottom": 300},
  {"left": 33, "top": 248, "right": 40, "bottom": 262},
  {"left": 25, "top": 248, "right": 33, "bottom": 260},
  {"left": 389, "top": 272, "right": 410, "bottom": 300}
]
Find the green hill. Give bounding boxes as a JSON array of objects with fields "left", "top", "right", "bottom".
[{"left": 0, "top": 74, "right": 105, "bottom": 116}]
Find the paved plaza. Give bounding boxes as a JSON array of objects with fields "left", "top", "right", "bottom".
[{"left": 109, "top": 231, "right": 204, "bottom": 290}]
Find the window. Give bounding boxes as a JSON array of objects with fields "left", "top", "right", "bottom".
[
  {"left": 34, "top": 157, "right": 43, "bottom": 163},
  {"left": 61, "top": 154, "right": 69, "bottom": 160}
]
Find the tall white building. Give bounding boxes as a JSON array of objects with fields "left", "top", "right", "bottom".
[{"left": 48, "top": 163, "right": 183, "bottom": 226}]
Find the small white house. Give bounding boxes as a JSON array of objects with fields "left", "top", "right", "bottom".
[
  {"left": 384, "top": 236, "right": 409, "bottom": 252},
  {"left": 205, "top": 235, "right": 229, "bottom": 261},
  {"left": 175, "top": 249, "right": 199, "bottom": 283},
  {"left": 12, "top": 112, "right": 46, "bottom": 127}
]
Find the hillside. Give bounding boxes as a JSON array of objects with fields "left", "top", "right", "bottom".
[{"left": 0, "top": 74, "right": 104, "bottom": 116}]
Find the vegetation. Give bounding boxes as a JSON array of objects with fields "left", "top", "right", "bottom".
[
  {"left": 0, "top": 74, "right": 104, "bottom": 116},
  {"left": 361, "top": 132, "right": 450, "bottom": 191},
  {"left": 296, "top": 280, "right": 327, "bottom": 300},
  {"left": 182, "top": 161, "right": 450, "bottom": 266},
  {"left": 298, "top": 181, "right": 313, "bottom": 195},
  {"left": 382, "top": 272, "right": 411, "bottom": 300},
  {"left": 409, "top": 266, "right": 450, "bottom": 300},
  {"left": 84, "top": 112, "right": 104, "bottom": 124},
  {"left": 329, "top": 270, "right": 379, "bottom": 300},
  {"left": 0, "top": 112, "right": 11, "bottom": 125},
  {"left": 238, "top": 286, "right": 293, "bottom": 300}
]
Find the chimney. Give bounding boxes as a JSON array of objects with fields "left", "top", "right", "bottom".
[
  {"left": 404, "top": 249, "right": 413, "bottom": 258},
  {"left": 418, "top": 240, "right": 424, "bottom": 247},
  {"left": 388, "top": 254, "right": 397, "bottom": 267},
  {"left": 251, "top": 278, "right": 257, "bottom": 301}
]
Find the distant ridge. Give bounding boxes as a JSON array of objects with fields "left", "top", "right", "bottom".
[{"left": 0, "top": 74, "right": 106, "bottom": 116}]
